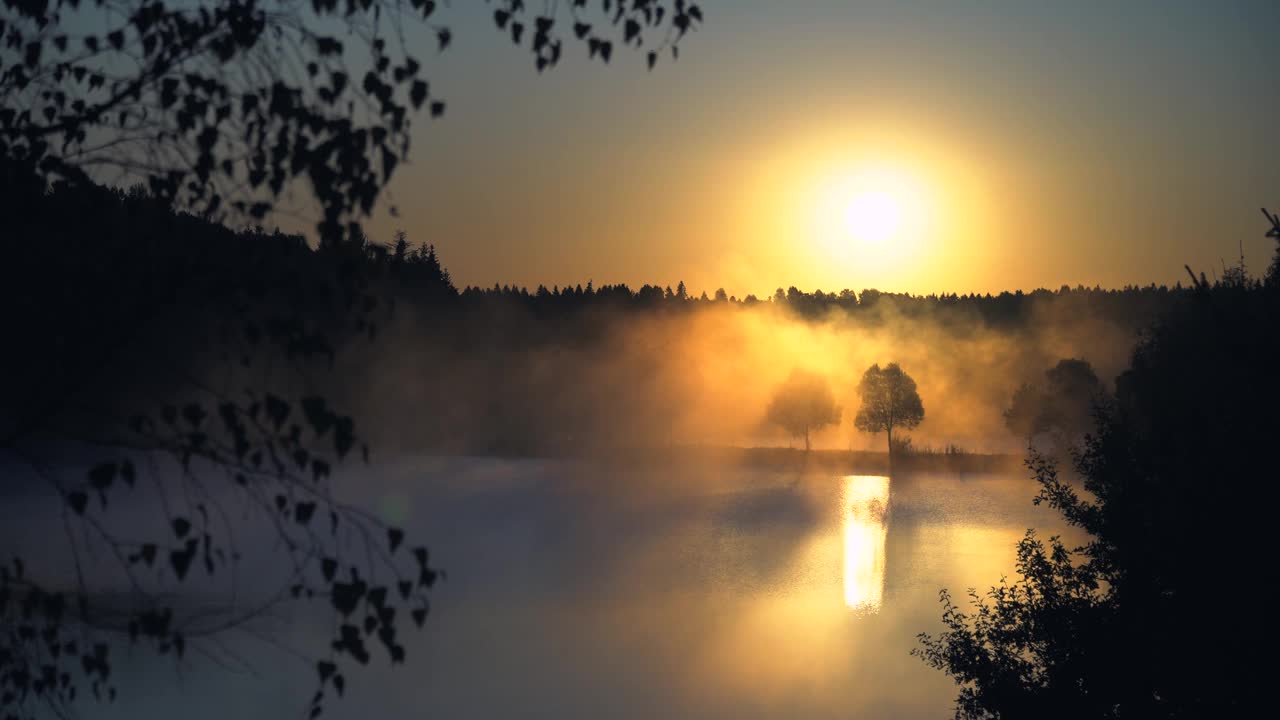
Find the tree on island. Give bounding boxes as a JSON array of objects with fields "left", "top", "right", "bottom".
[
  {"left": 1004, "top": 358, "right": 1107, "bottom": 445},
  {"left": 854, "top": 363, "right": 925, "bottom": 472},
  {"left": 766, "top": 369, "right": 842, "bottom": 451}
]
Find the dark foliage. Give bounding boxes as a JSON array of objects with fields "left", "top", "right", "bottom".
[
  {"left": 0, "top": 162, "right": 449, "bottom": 719},
  {"left": 1004, "top": 358, "right": 1108, "bottom": 444},
  {"left": 1, "top": 0, "right": 706, "bottom": 242},
  {"left": 457, "top": 279, "right": 1187, "bottom": 333},
  {"left": 916, "top": 217, "right": 1280, "bottom": 719}
]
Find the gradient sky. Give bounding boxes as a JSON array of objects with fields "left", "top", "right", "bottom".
[{"left": 363, "top": 0, "right": 1280, "bottom": 296}]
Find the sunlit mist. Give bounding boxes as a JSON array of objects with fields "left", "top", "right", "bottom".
[{"left": 842, "top": 475, "right": 891, "bottom": 611}]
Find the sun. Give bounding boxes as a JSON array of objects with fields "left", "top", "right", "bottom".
[
  {"left": 802, "top": 162, "right": 934, "bottom": 275},
  {"left": 844, "top": 191, "right": 902, "bottom": 243}
]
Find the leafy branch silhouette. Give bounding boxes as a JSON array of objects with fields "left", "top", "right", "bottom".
[{"left": 1, "top": 0, "right": 705, "bottom": 242}]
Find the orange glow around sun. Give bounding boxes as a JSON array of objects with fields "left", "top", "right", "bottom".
[{"left": 730, "top": 125, "right": 1002, "bottom": 294}]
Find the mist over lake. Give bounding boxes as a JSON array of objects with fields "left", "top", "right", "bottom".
[{"left": 7, "top": 458, "right": 1070, "bottom": 720}]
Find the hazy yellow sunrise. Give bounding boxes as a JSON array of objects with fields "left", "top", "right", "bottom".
[{"left": 7, "top": 2, "right": 1278, "bottom": 720}]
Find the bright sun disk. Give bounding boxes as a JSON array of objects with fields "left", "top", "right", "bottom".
[{"left": 844, "top": 191, "right": 902, "bottom": 243}]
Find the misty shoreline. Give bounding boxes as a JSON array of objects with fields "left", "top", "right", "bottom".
[{"left": 413, "top": 445, "right": 1022, "bottom": 476}]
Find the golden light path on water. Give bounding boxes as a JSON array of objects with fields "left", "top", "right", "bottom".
[{"left": 842, "top": 475, "right": 891, "bottom": 611}]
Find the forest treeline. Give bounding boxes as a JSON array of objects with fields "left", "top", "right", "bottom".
[
  {"left": 2, "top": 176, "right": 1186, "bottom": 459},
  {"left": 3, "top": 175, "right": 1187, "bottom": 350},
  {"left": 454, "top": 276, "right": 1184, "bottom": 333}
]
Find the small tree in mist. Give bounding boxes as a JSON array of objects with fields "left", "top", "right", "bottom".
[
  {"left": 1004, "top": 358, "right": 1107, "bottom": 446},
  {"left": 854, "top": 363, "right": 925, "bottom": 472},
  {"left": 766, "top": 369, "right": 842, "bottom": 451}
]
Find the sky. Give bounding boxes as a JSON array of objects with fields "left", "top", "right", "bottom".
[{"left": 362, "top": 0, "right": 1280, "bottom": 297}]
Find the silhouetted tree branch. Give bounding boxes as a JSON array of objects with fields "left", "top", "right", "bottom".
[{"left": 1, "top": 0, "right": 706, "bottom": 242}]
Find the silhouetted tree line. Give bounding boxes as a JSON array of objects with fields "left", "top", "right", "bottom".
[
  {"left": 0, "top": 172, "right": 1195, "bottom": 463},
  {"left": 917, "top": 215, "right": 1280, "bottom": 719},
  {"left": 452, "top": 279, "right": 1185, "bottom": 334},
  {"left": 2, "top": 174, "right": 1181, "bottom": 353},
  {"left": 0, "top": 172, "right": 1194, "bottom": 463}
]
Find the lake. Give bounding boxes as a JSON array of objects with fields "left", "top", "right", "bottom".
[{"left": 71, "top": 457, "right": 1070, "bottom": 719}]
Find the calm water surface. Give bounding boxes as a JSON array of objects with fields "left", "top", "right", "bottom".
[{"left": 81, "top": 458, "right": 1069, "bottom": 719}]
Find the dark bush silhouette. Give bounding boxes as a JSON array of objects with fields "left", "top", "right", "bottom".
[
  {"left": 1004, "top": 358, "right": 1108, "bottom": 445},
  {"left": 765, "top": 369, "right": 842, "bottom": 451},
  {"left": 916, "top": 215, "right": 1280, "bottom": 718}
]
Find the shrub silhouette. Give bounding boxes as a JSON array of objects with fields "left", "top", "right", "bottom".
[
  {"left": 1004, "top": 358, "right": 1108, "bottom": 445},
  {"left": 917, "top": 214, "right": 1280, "bottom": 718}
]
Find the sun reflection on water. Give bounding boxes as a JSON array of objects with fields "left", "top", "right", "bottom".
[{"left": 842, "top": 475, "right": 890, "bottom": 611}]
